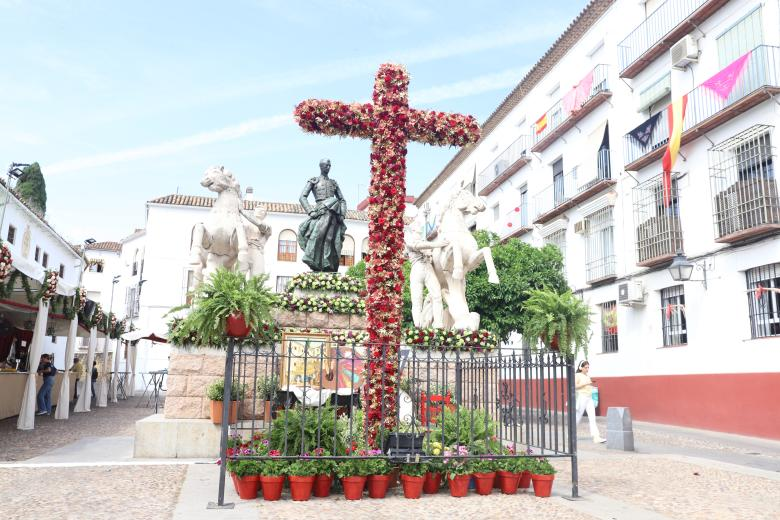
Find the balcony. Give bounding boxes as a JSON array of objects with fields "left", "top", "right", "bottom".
[
  {"left": 585, "top": 206, "right": 617, "bottom": 285},
  {"left": 533, "top": 148, "right": 615, "bottom": 225},
  {"left": 709, "top": 125, "right": 780, "bottom": 243},
  {"left": 623, "top": 45, "right": 780, "bottom": 171},
  {"left": 497, "top": 204, "right": 533, "bottom": 242},
  {"left": 477, "top": 135, "right": 531, "bottom": 196},
  {"left": 633, "top": 172, "right": 683, "bottom": 267},
  {"left": 617, "top": 0, "right": 729, "bottom": 79},
  {"left": 530, "top": 64, "right": 611, "bottom": 153}
]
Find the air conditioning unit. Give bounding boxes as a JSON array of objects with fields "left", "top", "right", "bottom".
[
  {"left": 618, "top": 281, "right": 645, "bottom": 306},
  {"left": 671, "top": 35, "right": 698, "bottom": 70},
  {"left": 574, "top": 219, "right": 589, "bottom": 234}
]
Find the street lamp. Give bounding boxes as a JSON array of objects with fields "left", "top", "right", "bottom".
[{"left": 668, "top": 251, "right": 708, "bottom": 290}]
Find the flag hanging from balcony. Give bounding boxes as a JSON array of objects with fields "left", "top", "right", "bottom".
[
  {"left": 534, "top": 113, "right": 547, "bottom": 135},
  {"left": 702, "top": 51, "right": 751, "bottom": 101},
  {"left": 562, "top": 70, "right": 595, "bottom": 115},
  {"left": 628, "top": 112, "right": 661, "bottom": 147},
  {"left": 661, "top": 94, "right": 688, "bottom": 207}
]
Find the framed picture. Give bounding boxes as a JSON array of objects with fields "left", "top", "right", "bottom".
[
  {"left": 322, "top": 345, "right": 366, "bottom": 394},
  {"left": 279, "top": 331, "right": 331, "bottom": 389}
]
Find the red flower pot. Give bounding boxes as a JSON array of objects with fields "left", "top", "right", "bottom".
[
  {"left": 260, "top": 475, "right": 284, "bottom": 501},
  {"left": 497, "top": 470, "right": 521, "bottom": 495},
  {"left": 230, "top": 472, "right": 239, "bottom": 494},
  {"left": 473, "top": 472, "right": 495, "bottom": 496},
  {"left": 226, "top": 312, "right": 251, "bottom": 337},
  {"left": 289, "top": 475, "right": 315, "bottom": 501},
  {"left": 235, "top": 475, "right": 260, "bottom": 500},
  {"left": 531, "top": 474, "right": 555, "bottom": 498},
  {"left": 341, "top": 476, "right": 366, "bottom": 500},
  {"left": 313, "top": 474, "right": 333, "bottom": 497},
  {"left": 210, "top": 400, "right": 238, "bottom": 425},
  {"left": 400, "top": 475, "right": 424, "bottom": 499},
  {"left": 367, "top": 474, "right": 391, "bottom": 498},
  {"left": 448, "top": 474, "right": 470, "bottom": 497},
  {"left": 423, "top": 472, "right": 442, "bottom": 494},
  {"left": 518, "top": 470, "right": 532, "bottom": 489}
]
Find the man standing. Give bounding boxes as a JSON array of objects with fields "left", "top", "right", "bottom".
[
  {"left": 70, "top": 356, "right": 84, "bottom": 402},
  {"left": 91, "top": 361, "right": 98, "bottom": 404},
  {"left": 406, "top": 220, "right": 448, "bottom": 328},
  {"left": 36, "top": 354, "right": 57, "bottom": 415}
]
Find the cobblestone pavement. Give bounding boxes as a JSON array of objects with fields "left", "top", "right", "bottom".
[
  {"left": 0, "top": 465, "right": 186, "bottom": 520},
  {"left": 0, "top": 396, "right": 156, "bottom": 461}
]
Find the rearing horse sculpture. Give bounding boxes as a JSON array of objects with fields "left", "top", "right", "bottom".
[
  {"left": 430, "top": 183, "right": 500, "bottom": 330},
  {"left": 189, "top": 166, "right": 250, "bottom": 285}
]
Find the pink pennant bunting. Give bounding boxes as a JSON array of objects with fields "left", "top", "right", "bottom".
[{"left": 702, "top": 51, "right": 751, "bottom": 101}]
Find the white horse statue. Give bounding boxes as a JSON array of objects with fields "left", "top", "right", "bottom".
[
  {"left": 428, "top": 183, "right": 500, "bottom": 330},
  {"left": 189, "top": 166, "right": 251, "bottom": 285}
]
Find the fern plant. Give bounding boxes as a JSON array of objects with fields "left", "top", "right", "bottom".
[
  {"left": 269, "top": 405, "right": 346, "bottom": 456},
  {"left": 521, "top": 288, "right": 592, "bottom": 359}
]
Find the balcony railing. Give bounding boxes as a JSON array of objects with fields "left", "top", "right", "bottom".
[
  {"left": 617, "top": 0, "right": 729, "bottom": 78},
  {"left": 585, "top": 206, "right": 616, "bottom": 284},
  {"left": 496, "top": 204, "right": 532, "bottom": 240},
  {"left": 623, "top": 45, "right": 780, "bottom": 171},
  {"left": 530, "top": 64, "right": 610, "bottom": 152},
  {"left": 633, "top": 172, "right": 683, "bottom": 267},
  {"left": 533, "top": 149, "right": 615, "bottom": 224},
  {"left": 709, "top": 124, "right": 780, "bottom": 243},
  {"left": 477, "top": 135, "right": 531, "bottom": 196}
]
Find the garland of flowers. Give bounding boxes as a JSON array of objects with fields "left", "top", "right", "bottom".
[
  {"left": 403, "top": 327, "right": 498, "bottom": 353},
  {"left": 278, "top": 293, "right": 365, "bottom": 315},
  {"left": 295, "top": 63, "right": 480, "bottom": 445},
  {"left": 287, "top": 272, "right": 365, "bottom": 294},
  {"left": 0, "top": 240, "right": 11, "bottom": 281},
  {"left": 42, "top": 270, "right": 58, "bottom": 301}
]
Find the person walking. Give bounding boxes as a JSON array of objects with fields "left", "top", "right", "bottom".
[
  {"left": 575, "top": 360, "right": 606, "bottom": 443},
  {"left": 91, "top": 361, "right": 98, "bottom": 403},
  {"left": 36, "top": 354, "right": 57, "bottom": 415},
  {"left": 70, "top": 356, "right": 84, "bottom": 401}
]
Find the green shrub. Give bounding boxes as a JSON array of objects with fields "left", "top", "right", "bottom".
[
  {"left": 206, "top": 378, "right": 246, "bottom": 401},
  {"left": 269, "top": 405, "right": 345, "bottom": 456}
]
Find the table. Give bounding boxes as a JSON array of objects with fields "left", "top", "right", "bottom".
[
  {"left": 110, "top": 371, "right": 129, "bottom": 400},
  {"left": 137, "top": 369, "right": 167, "bottom": 413}
]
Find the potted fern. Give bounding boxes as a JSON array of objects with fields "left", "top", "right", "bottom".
[{"left": 522, "top": 289, "right": 592, "bottom": 359}]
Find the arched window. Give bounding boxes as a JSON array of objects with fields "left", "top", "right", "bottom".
[
  {"left": 340, "top": 235, "right": 355, "bottom": 267},
  {"left": 277, "top": 230, "right": 298, "bottom": 262},
  {"left": 361, "top": 237, "right": 369, "bottom": 260}
]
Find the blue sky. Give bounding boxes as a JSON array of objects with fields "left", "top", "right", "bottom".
[{"left": 0, "top": 0, "right": 586, "bottom": 242}]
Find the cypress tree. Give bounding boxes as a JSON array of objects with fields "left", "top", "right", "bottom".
[{"left": 16, "top": 162, "right": 47, "bottom": 215}]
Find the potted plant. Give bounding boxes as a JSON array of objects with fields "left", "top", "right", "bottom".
[
  {"left": 286, "top": 458, "right": 317, "bottom": 501},
  {"left": 399, "top": 463, "right": 427, "bottom": 499},
  {"left": 423, "top": 440, "right": 444, "bottom": 494},
  {"left": 311, "top": 448, "right": 337, "bottom": 497},
  {"left": 471, "top": 457, "right": 496, "bottom": 495},
  {"left": 443, "top": 446, "right": 472, "bottom": 498},
  {"left": 258, "top": 452, "right": 288, "bottom": 501},
  {"left": 226, "top": 459, "right": 262, "bottom": 500},
  {"left": 337, "top": 457, "right": 369, "bottom": 500},
  {"left": 529, "top": 458, "right": 556, "bottom": 498},
  {"left": 256, "top": 375, "right": 279, "bottom": 421},
  {"left": 365, "top": 450, "right": 392, "bottom": 499},
  {"left": 522, "top": 289, "right": 592, "bottom": 359},
  {"left": 496, "top": 456, "right": 526, "bottom": 495},
  {"left": 206, "top": 378, "right": 246, "bottom": 425}
]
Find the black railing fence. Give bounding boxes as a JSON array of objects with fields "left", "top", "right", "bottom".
[{"left": 213, "top": 338, "right": 578, "bottom": 505}]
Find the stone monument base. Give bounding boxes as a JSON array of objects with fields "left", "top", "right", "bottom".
[{"left": 134, "top": 414, "right": 222, "bottom": 458}]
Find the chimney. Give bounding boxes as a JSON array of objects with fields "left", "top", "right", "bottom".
[{"left": 245, "top": 186, "right": 254, "bottom": 201}]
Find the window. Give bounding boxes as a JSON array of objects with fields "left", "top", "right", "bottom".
[
  {"left": 746, "top": 262, "right": 780, "bottom": 338},
  {"left": 42, "top": 252, "right": 48, "bottom": 268},
  {"left": 361, "top": 237, "right": 369, "bottom": 260},
  {"left": 633, "top": 172, "right": 683, "bottom": 265},
  {"left": 518, "top": 184, "right": 529, "bottom": 227},
  {"left": 717, "top": 7, "right": 763, "bottom": 68},
  {"left": 585, "top": 206, "right": 616, "bottom": 283},
  {"left": 276, "top": 276, "right": 293, "bottom": 293},
  {"left": 132, "top": 249, "right": 138, "bottom": 276},
  {"left": 601, "top": 301, "right": 618, "bottom": 353},
  {"left": 59, "top": 264, "right": 65, "bottom": 278},
  {"left": 544, "top": 229, "right": 567, "bottom": 273},
  {"left": 552, "top": 158, "right": 564, "bottom": 206},
  {"left": 126, "top": 286, "right": 139, "bottom": 318},
  {"left": 34, "top": 247, "right": 40, "bottom": 262},
  {"left": 340, "top": 235, "right": 355, "bottom": 267},
  {"left": 638, "top": 73, "right": 671, "bottom": 114},
  {"left": 277, "top": 229, "right": 298, "bottom": 262},
  {"left": 89, "top": 262, "right": 104, "bottom": 273},
  {"left": 492, "top": 204, "right": 500, "bottom": 221},
  {"left": 6, "top": 225, "right": 15, "bottom": 244},
  {"left": 661, "top": 285, "right": 687, "bottom": 346}
]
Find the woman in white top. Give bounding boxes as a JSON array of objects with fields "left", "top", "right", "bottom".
[{"left": 575, "top": 360, "right": 606, "bottom": 443}]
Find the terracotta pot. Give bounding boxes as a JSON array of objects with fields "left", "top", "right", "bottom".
[
  {"left": 226, "top": 312, "right": 251, "bottom": 337},
  {"left": 235, "top": 475, "right": 260, "bottom": 500},
  {"left": 260, "top": 475, "right": 285, "bottom": 501},
  {"left": 313, "top": 474, "right": 333, "bottom": 497},
  {"left": 400, "top": 474, "right": 424, "bottom": 499},
  {"left": 423, "top": 472, "right": 442, "bottom": 494},
  {"left": 518, "top": 470, "right": 532, "bottom": 489},
  {"left": 210, "top": 400, "right": 238, "bottom": 425},
  {"left": 262, "top": 400, "right": 273, "bottom": 421},
  {"left": 541, "top": 333, "right": 560, "bottom": 350},
  {"left": 387, "top": 467, "right": 400, "bottom": 488},
  {"left": 447, "top": 474, "right": 470, "bottom": 498},
  {"left": 531, "top": 473, "right": 555, "bottom": 498},
  {"left": 497, "top": 470, "right": 521, "bottom": 495},
  {"left": 289, "top": 475, "right": 315, "bottom": 501},
  {"left": 230, "top": 472, "right": 239, "bottom": 494},
  {"left": 367, "top": 474, "right": 391, "bottom": 498},
  {"left": 341, "top": 476, "right": 366, "bottom": 500},
  {"left": 473, "top": 472, "right": 495, "bottom": 495}
]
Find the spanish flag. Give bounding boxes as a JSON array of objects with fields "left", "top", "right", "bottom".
[
  {"left": 534, "top": 113, "right": 547, "bottom": 135},
  {"left": 661, "top": 94, "right": 688, "bottom": 207}
]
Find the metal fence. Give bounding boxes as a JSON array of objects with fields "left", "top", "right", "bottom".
[{"left": 213, "top": 338, "right": 579, "bottom": 505}]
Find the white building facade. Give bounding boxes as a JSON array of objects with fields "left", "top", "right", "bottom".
[{"left": 416, "top": 0, "right": 780, "bottom": 439}]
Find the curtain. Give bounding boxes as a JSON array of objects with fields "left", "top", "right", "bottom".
[
  {"left": 54, "top": 318, "right": 79, "bottom": 420},
  {"left": 127, "top": 343, "right": 138, "bottom": 397},
  {"left": 16, "top": 300, "right": 49, "bottom": 430},
  {"left": 110, "top": 338, "right": 121, "bottom": 403},
  {"left": 74, "top": 327, "right": 97, "bottom": 413},
  {"left": 97, "top": 336, "right": 110, "bottom": 407}
]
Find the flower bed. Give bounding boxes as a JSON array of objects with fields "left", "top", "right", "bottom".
[
  {"left": 287, "top": 272, "right": 365, "bottom": 295},
  {"left": 278, "top": 293, "right": 365, "bottom": 315},
  {"left": 404, "top": 327, "right": 498, "bottom": 352}
]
